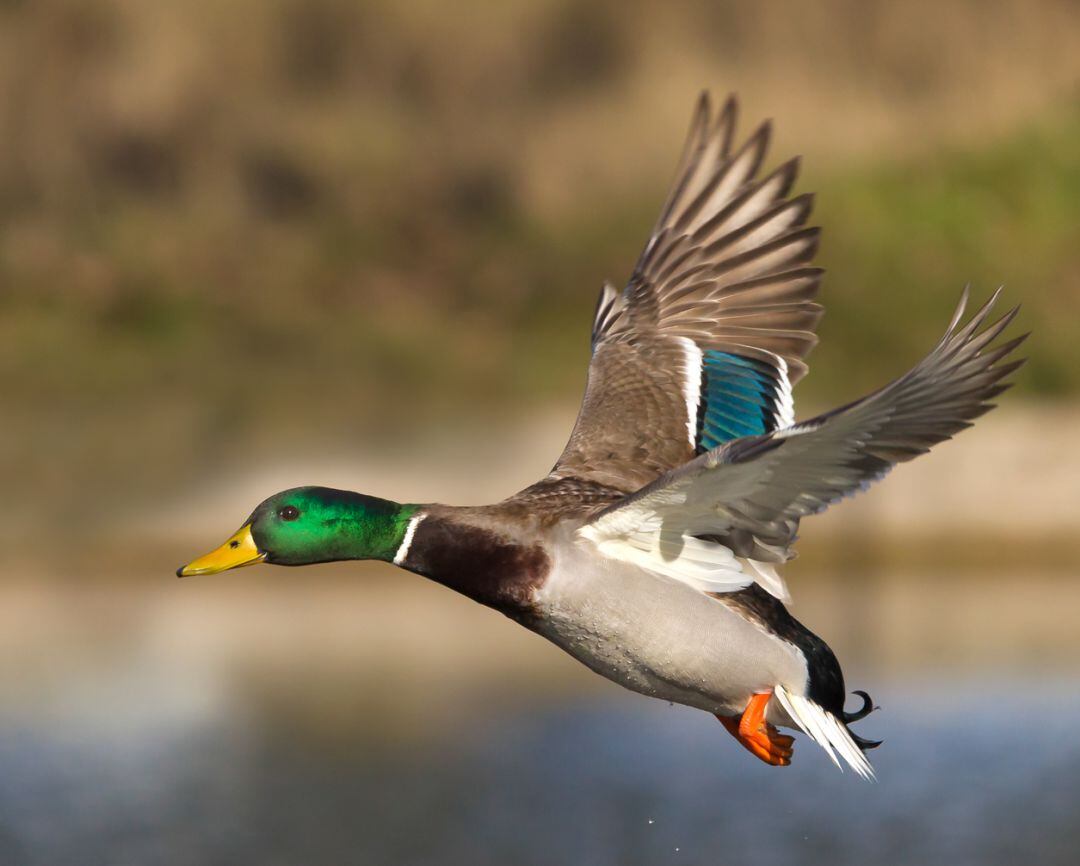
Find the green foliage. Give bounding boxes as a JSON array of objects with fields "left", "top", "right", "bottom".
[
  {"left": 807, "top": 108, "right": 1080, "bottom": 403},
  {"left": 2, "top": 106, "right": 1076, "bottom": 449}
]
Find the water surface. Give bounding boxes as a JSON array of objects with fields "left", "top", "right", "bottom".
[{"left": 0, "top": 572, "right": 1076, "bottom": 865}]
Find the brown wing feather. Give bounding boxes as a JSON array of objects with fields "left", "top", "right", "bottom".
[{"left": 543, "top": 93, "right": 824, "bottom": 498}]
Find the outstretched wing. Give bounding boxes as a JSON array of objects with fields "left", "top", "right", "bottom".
[
  {"left": 581, "top": 289, "right": 1025, "bottom": 598},
  {"left": 550, "top": 93, "right": 824, "bottom": 494}
]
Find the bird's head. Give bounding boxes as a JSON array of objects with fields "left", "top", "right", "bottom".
[{"left": 177, "top": 486, "right": 417, "bottom": 576}]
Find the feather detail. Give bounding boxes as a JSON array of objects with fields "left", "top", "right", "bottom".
[
  {"left": 582, "top": 289, "right": 1025, "bottom": 576},
  {"left": 743, "top": 558, "right": 790, "bottom": 602},
  {"left": 679, "top": 337, "right": 704, "bottom": 448},
  {"left": 578, "top": 523, "right": 752, "bottom": 595},
  {"left": 774, "top": 685, "right": 875, "bottom": 779},
  {"left": 550, "top": 92, "right": 823, "bottom": 494},
  {"left": 393, "top": 513, "right": 426, "bottom": 565}
]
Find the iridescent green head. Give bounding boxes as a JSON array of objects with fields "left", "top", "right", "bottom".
[{"left": 177, "top": 486, "right": 419, "bottom": 576}]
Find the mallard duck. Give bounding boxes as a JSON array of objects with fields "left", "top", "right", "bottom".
[{"left": 178, "top": 94, "right": 1025, "bottom": 778}]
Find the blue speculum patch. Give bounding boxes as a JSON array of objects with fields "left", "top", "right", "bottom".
[{"left": 697, "top": 350, "right": 779, "bottom": 451}]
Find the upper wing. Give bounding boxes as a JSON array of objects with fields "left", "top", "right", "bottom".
[
  {"left": 580, "top": 289, "right": 1026, "bottom": 598},
  {"left": 549, "top": 93, "right": 824, "bottom": 494}
]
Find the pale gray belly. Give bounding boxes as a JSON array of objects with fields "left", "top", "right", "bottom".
[{"left": 531, "top": 547, "right": 809, "bottom": 719}]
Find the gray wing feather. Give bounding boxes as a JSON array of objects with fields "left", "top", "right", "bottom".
[{"left": 589, "top": 289, "right": 1026, "bottom": 559}]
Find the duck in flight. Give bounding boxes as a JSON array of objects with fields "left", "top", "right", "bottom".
[{"left": 178, "top": 94, "right": 1025, "bottom": 778}]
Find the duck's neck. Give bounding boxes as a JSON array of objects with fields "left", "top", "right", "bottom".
[
  {"left": 351, "top": 497, "right": 423, "bottom": 564},
  {"left": 392, "top": 509, "right": 551, "bottom": 617}
]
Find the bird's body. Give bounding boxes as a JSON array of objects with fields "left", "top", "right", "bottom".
[
  {"left": 179, "top": 94, "right": 1025, "bottom": 780},
  {"left": 528, "top": 538, "right": 810, "bottom": 722},
  {"left": 399, "top": 508, "right": 809, "bottom": 724}
]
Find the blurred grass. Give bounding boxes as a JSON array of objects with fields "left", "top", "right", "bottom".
[
  {"left": 4, "top": 94, "right": 1078, "bottom": 408},
  {"left": 0, "top": 0, "right": 1078, "bottom": 547},
  {"left": 812, "top": 106, "right": 1080, "bottom": 399}
]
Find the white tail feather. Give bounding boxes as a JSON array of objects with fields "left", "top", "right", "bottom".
[{"left": 774, "top": 685, "right": 875, "bottom": 780}]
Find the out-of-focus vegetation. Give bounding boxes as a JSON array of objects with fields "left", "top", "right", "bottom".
[
  {"left": 3, "top": 11, "right": 1079, "bottom": 864},
  {"left": 813, "top": 109, "right": 1080, "bottom": 398},
  {"left": 1, "top": 0, "right": 1078, "bottom": 545}
]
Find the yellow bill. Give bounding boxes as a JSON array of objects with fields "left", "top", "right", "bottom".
[{"left": 177, "top": 523, "right": 265, "bottom": 576}]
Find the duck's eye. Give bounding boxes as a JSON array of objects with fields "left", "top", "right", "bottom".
[{"left": 278, "top": 505, "right": 300, "bottom": 521}]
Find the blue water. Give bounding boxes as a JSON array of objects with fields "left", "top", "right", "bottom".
[{"left": 1, "top": 680, "right": 1077, "bottom": 866}]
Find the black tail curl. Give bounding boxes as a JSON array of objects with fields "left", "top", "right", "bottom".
[
  {"left": 842, "top": 690, "right": 883, "bottom": 751},
  {"left": 842, "top": 690, "right": 876, "bottom": 723}
]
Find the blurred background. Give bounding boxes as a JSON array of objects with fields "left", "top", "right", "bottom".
[{"left": 1, "top": 1, "right": 1079, "bottom": 863}]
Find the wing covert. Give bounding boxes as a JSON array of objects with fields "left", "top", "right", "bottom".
[{"left": 581, "top": 289, "right": 1026, "bottom": 598}]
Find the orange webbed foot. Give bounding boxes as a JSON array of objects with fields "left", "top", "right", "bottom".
[{"left": 716, "top": 691, "right": 794, "bottom": 767}]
